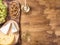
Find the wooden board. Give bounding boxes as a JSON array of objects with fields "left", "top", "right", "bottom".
[
  {"left": 18, "top": 0, "right": 60, "bottom": 45},
  {"left": 0, "top": 0, "right": 21, "bottom": 45},
  {"left": 7, "top": 0, "right": 21, "bottom": 45}
]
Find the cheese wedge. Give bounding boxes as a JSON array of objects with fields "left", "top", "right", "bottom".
[
  {"left": 0, "top": 20, "right": 19, "bottom": 44},
  {"left": 0, "top": 20, "right": 19, "bottom": 34},
  {"left": 11, "top": 20, "right": 19, "bottom": 33},
  {"left": 0, "top": 32, "right": 14, "bottom": 45},
  {"left": 0, "top": 22, "right": 11, "bottom": 34}
]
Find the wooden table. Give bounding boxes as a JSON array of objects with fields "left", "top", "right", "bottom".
[{"left": 18, "top": 0, "right": 60, "bottom": 45}]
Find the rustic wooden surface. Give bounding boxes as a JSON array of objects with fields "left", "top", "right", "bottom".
[{"left": 18, "top": 0, "right": 60, "bottom": 45}]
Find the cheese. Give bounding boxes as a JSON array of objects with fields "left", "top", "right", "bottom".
[
  {"left": 0, "top": 32, "right": 14, "bottom": 45},
  {"left": 0, "top": 20, "right": 19, "bottom": 44},
  {"left": 11, "top": 21, "right": 19, "bottom": 33},
  {"left": 0, "top": 20, "right": 19, "bottom": 34},
  {"left": 0, "top": 22, "right": 11, "bottom": 34}
]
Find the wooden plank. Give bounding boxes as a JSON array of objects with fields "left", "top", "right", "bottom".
[{"left": 18, "top": 0, "right": 60, "bottom": 45}]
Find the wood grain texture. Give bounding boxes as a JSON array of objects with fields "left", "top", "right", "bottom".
[{"left": 18, "top": 0, "right": 60, "bottom": 45}]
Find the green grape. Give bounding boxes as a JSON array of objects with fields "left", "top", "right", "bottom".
[
  {"left": 0, "top": 0, "right": 7, "bottom": 24},
  {"left": 0, "top": 0, "right": 2, "bottom": 3}
]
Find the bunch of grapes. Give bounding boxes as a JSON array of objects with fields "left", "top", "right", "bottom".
[{"left": 0, "top": 0, "right": 7, "bottom": 24}]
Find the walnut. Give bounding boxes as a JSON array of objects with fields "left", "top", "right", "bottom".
[{"left": 9, "top": 0, "right": 20, "bottom": 19}]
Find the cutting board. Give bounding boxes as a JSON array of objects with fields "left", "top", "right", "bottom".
[
  {"left": 18, "top": 0, "right": 60, "bottom": 45},
  {"left": 0, "top": 0, "right": 21, "bottom": 45}
]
